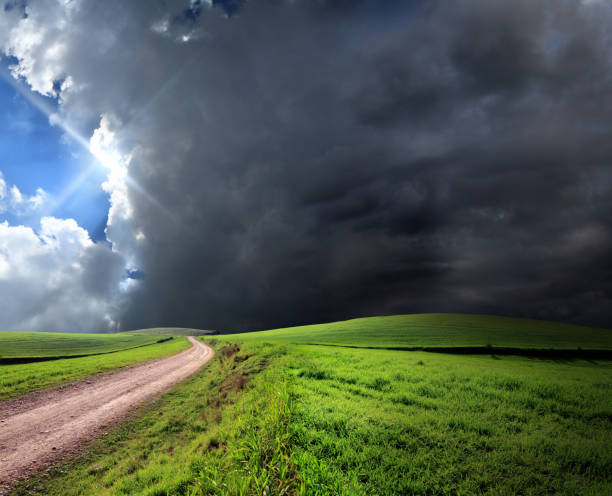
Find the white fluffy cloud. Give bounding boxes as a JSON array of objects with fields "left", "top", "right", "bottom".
[
  {"left": 0, "top": 217, "right": 127, "bottom": 331},
  {"left": 0, "top": 172, "right": 48, "bottom": 216},
  {"left": 0, "top": 2, "right": 137, "bottom": 331},
  {"left": 1, "top": 0, "right": 72, "bottom": 98},
  {"left": 0, "top": 165, "right": 127, "bottom": 331},
  {"left": 89, "top": 114, "right": 140, "bottom": 267}
]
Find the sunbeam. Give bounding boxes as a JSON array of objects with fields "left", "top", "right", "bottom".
[{"left": 0, "top": 61, "right": 176, "bottom": 230}]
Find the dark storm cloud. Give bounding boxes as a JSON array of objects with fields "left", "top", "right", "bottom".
[
  {"left": 116, "top": 0, "right": 612, "bottom": 330},
  {"left": 6, "top": 0, "right": 612, "bottom": 330}
]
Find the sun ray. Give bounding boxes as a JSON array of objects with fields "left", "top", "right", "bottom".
[{"left": 0, "top": 62, "right": 177, "bottom": 229}]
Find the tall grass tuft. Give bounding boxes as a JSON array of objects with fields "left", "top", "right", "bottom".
[{"left": 188, "top": 370, "right": 299, "bottom": 496}]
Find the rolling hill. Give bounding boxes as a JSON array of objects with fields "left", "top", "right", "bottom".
[
  {"left": 221, "top": 313, "right": 612, "bottom": 351},
  {"left": 0, "top": 331, "right": 170, "bottom": 361}
]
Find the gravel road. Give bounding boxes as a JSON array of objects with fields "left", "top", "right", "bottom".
[{"left": 0, "top": 336, "right": 214, "bottom": 493}]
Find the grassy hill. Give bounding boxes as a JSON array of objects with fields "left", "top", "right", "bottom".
[
  {"left": 222, "top": 313, "right": 612, "bottom": 350},
  {"left": 126, "top": 327, "right": 215, "bottom": 336},
  {"left": 8, "top": 315, "right": 612, "bottom": 495},
  {"left": 0, "top": 331, "right": 169, "bottom": 360}
]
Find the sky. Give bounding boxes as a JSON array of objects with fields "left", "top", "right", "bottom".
[
  {"left": 0, "top": 67, "right": 109, "bottom": 239},
  {"left": 0, "top": 0, "right": 611, "bottom": 332}
]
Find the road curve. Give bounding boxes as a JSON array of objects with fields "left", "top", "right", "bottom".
[{"left": 0, "top": 337, "right": 214, "bottom": 492}]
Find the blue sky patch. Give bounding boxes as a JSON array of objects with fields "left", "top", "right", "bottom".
[{"left": 0, "top": 61, "right": 109, "bottom": 241}]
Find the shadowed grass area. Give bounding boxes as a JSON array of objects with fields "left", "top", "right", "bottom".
[
  {"left": 221, "top": 313, "right": 612, "bottom": 351},
  {"left": 0, "top": 337, "right": 190, "bottom": 401},
  {"left": 0, "top": 332, "right": 168, "bottom": 359}
]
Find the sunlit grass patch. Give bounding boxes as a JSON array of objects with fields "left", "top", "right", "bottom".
[{"left": 286, "top": 346, "right": 612, "bottom": 494}]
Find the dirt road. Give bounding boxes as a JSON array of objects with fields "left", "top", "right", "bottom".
[{"left": 0, "top": 337, "right": 214, "bottom": 492}]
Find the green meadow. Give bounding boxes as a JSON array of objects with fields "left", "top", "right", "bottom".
[
  {"left": 226, "top": 313, "right": 612, "bottom": 350},
  {"left": 11, "top": 314, "right": 612, "bottom": 495},
  {"left": 126, "top": 328, "right": 216, "bottom": 336},
  {"left": 0, "top": 332, "right": 168, "bottom": 359},
  {"left": 0, "top": 336, "right": 189, "bottom": 401}
]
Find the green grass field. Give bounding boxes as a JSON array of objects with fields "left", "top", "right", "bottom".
[
  {"left": 12, "top": 315, "right": 612, "bottom": 495},
  {"left": 0, "top": 337, "right": 190, "bottom": 401},
  {"left": 0, "top": 332, "right": 169, "bottom": 359},
  {"left": 225, "top": 313, "right": 612, "bottom": 350}
]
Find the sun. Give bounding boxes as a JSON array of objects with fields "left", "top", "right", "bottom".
[
  {"left": 88, "top": 115, "right": 128, "bottom": 178},
  {"left": 90, "top": 146, "right": 127, "bottom": 177}
]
